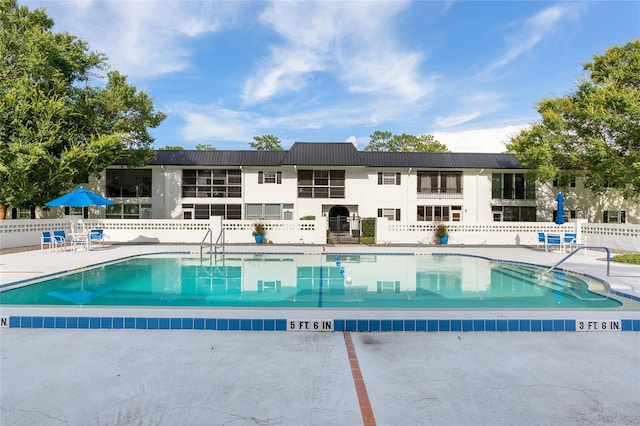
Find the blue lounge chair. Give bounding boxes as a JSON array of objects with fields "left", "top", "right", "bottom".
[
  {"left": 564, "top": 233, "right": 586, "bottom": 254},
  {"left": 53, "top": 229, "right": 70, "bottom": 251},
  {"left": 41, "top": 231, "right": 58, "bottom": 252},
  {"left": 89, "top": 229, "right": 104, "bottom": 248},
  {"left": 545, "top": 234, "right": 563, "bottom": 252}
]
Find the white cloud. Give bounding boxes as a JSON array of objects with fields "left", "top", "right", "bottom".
[
  {"left": 177, "top": 99, "right": 386, "bottom": 144},
  {"left": 433, "top": 125, "right": 529, "bottom": 153},
  {"left": 344, "top": 136, "right": 357, "bottom": 147},
  {"left": 435, "top": 112, "right": 481, "bottom": 128},
  {"left": 243, "top": 1, "right": 434, "bottom": 104},
  {"left": 485, "top": 4, "right": 581, "bottom": 74},
  {"left": 180, "top": 109, "right": 256, "bottom": 145},
  {"left": 243, "top": 47, "right": 326, "bottom": 103},
  {"left": 34, "top": 0, "right": 244, "bottom": 78}
]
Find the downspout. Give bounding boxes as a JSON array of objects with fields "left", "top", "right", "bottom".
[
  {"left": 240, "top": 165, "right": 244, "bottom": 219},
  {"left": 407, "top": 167, "right": 412, "bottom": 222},
  {"left": 476, "top": 169, "right": 484, "bottom": 222}
]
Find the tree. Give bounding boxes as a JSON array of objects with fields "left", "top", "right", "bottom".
[
  {"left": 195, "top": 143, "right": 216, "bottom": 151},
  {"left": 159, "top": 145, "right": 184, "bottom": 150},
  {"left": 0, "top": 0, "right": 166, "bottom": 218},
  {"left": 250, "top": 134, "right": 283, "bottom": 151},
  {"left": 364, "top": 130, "right": 449, "bottom": 152},
  {"left": 507, "top": 40, "right": 640, "bottom": 199},
  {"left": 412, "top": 134, "right": 450, "bottom": 153}
]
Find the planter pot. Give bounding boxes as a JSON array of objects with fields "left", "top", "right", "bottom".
[
  {"left": 254, "top": 235, "right": 264, "bottom": 244},
  {"left": 439, "top": 236, "right": 449, "bottom": 244}
]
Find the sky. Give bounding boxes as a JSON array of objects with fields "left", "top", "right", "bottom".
[{"left": 22, "top": 1, "right": 640, "bottom": 153}]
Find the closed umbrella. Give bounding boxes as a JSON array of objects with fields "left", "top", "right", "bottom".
[{"left": 554, "top": 192, "right": 565, "bottom": 225}]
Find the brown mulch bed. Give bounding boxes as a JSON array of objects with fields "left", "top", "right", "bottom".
[{"left": 0, "top": 245, "right": 41, "bottom": 255}]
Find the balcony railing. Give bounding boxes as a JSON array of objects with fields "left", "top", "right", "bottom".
[{"left": 417, "top": 188, "right": 463, "bottom": 199}]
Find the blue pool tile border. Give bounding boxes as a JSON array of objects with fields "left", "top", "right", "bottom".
[{"left": 5, "top": 316, "right": 639, "bottom": 332}]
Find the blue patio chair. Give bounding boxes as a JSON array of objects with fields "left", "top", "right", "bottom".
[
  {"left": 537, "top": 232, "right": 546, "bottom": 249},
  {"left": 564, "top": 233, "right": 587, "bottom": 254},
  {"left": 53, "top": 229, "right": 70, "bottom": 251},
  {"left": 41, "top": 231, "right": 58, "bottom": 252},
  {"left": 545, "top": 234, "right": 563, "bottom": 252},
  {"left": 88, "top": 229, "right": 104, "bottom": 248}
]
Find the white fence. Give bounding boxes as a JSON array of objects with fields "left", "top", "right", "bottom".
[
  {"left": 581, "top": 223, "right": 640, "bottom": 252},
  {"left": 374, "top": 218, "right": 640, "bottom": 252},
  {"left": 0, "top": 217, "right": 638, "bottom": 252},
  {"left": 0, "top": 217, "right": 327, "bottom": 249},
  {"left": 375, "top": 218, "right": 577, "bottom": 246}
]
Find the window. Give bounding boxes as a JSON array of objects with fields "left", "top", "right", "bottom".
[
  {"left": 492, "top": 174, "right": 502, "bottom": 199},
  {"left": 106, "top": 169, "right": 152, "bottom": 197},
  {"left": 105, "top": 203, "right": 152, "bottom": 219},
  {"left": 553, "top": 176, "right": 576, "bottom": 188},
  {"left": 377, "top": 208, "right": 401, "bottom": 221},
  {"left": 245, "top": 203, "right": 289, "bottom": 220},
  {"left": 491, "top": 173, "right": 535, "bottom": 200},
  {"left": 298, "top": 170, "right": 345, "bottom": 198},
  {"left": 182, "top": 169, "right": 241, "bottom": 198},
  {"left": 417, "top": 171, "right": 462, "bottom": 196},
  {"left": 64, "top": 206, "right": 87, "bottom": 217},
  {"left": 378, "top": 172, "right": 400, "bottom": 185},
  {"left": 246, "top": 204, "right": 263, "bottom": 218},
  {"left": 491, "top": 206, "right": 536, "bottom": 222},
  {"left": 259, "top": 171, "right": 282, "bottom": 184},
  {"left": 417, "top": 205, "right": 461, "bottom": 222},
  {"left": 314, "top": 170, "right": 329, "bottom": 186},
  {"left": 182, "top": 204, "right": 241, "bottom": 220},
  {"left": 603, "top": 211, "right": 626, "bottom": 223}
]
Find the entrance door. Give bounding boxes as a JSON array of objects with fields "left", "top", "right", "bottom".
[{"left": 328, "top": 206, "right": 350, "bottom": 232}]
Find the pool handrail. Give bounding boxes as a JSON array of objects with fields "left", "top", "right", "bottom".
[
  {"left": 200, "top": 228, "right": 212, "bottom": 261},
  {"left": 200, "top": 228, "right": 225, "bottom": 262},
  {"left": 545, "top": 246, "right": 611, "bottom": 276}
]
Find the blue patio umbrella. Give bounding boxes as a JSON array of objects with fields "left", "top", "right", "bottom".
[
  {"left": 554, "top": 192, "right": 565, "bottom": 225},
  {"left": 45, "top": 187, "right": 114, "bottom": 207}
]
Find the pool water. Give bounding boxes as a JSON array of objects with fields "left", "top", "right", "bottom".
[{"left": 0, "top": 254, "right": 622, "bottom": 308}]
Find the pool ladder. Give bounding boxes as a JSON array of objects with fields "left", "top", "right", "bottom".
[
  {"left": 545, "top": 246, "right": 611, "bottom": 276},
  {"left": 200, "top": 228, "right": 225, "bottom": 262}
]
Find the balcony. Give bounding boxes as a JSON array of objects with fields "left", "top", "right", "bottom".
[{"left": 417, "top": 188, "right": 463, "bottom": 199}]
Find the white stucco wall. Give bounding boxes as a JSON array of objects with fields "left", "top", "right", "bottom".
[{"left": 29, "top": 164, "right": 638, "bottom": 226}]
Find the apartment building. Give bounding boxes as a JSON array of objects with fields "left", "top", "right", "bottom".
[{"left": 101, "top": 142, "right": 541, "bottom": 224}]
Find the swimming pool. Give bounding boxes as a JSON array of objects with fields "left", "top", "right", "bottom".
[{"left": 0, "top": 254, "right": 623, "bottom": 309}]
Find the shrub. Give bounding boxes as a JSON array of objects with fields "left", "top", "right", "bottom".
[
  {"left": 360, "top": 236, "right": 375, "bottom": 245},
  {"left": 299, "top": 215, "right": 315, "bottom": 220},
  {"left": 612, "top": 253, "right": 640, "bottom": 264},
  {"left": 252, "top": 222, "right": 266, "bottom": 236},
  {"left": 435, "top": 224, "right": 448, "bottom": 238},
  {"left": 361, "top": 217, "right": 375, "bottom": 237}
]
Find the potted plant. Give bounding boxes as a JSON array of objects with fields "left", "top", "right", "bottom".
[
  {"left": 252, "top": 222, "right": 266, "bottom": 244},
  {"left": 435, "top": 223, "right": 449, "bottom": 244}
]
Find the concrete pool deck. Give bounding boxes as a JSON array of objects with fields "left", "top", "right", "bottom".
[{"left": 1, "top": 245, "right": 640, "bottom": 425}]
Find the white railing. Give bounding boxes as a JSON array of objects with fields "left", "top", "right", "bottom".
[{"left": 1, "top": 217, "right": 638, "bottom": 252}]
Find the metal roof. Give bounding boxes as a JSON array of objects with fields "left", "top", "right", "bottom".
[
  {"left": 150, "top": 150, "right": 284, "bottom": 166},
  {"left": 360, "top": 151, "right": 524, "bottom": 169},
  {"left": 279, "top": 142, "right": 364, "bottom": 165},
  {"left": 149, "top": 143, "right": 523, "bottom": 169}
]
